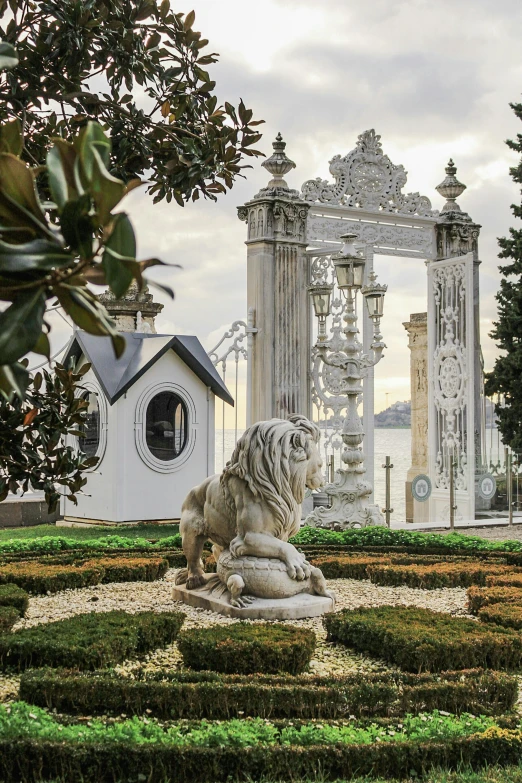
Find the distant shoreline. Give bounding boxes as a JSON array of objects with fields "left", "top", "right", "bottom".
[{"left": 375, "top": 425, "right": 411, "bottom": 429}]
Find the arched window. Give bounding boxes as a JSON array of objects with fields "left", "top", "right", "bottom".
[
  {"left": 145, "top": 391, "right": 188, "bottom": 461},
  {"left": 78, "top": 391, "right": 100, "bottom": 458}
]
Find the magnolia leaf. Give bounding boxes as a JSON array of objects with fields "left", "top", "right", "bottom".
[
  {"left": 0, "top": 119, "right": 22, "bottom": 156},
  {"left": 76, "top": 122, "right": 111, "bottom": 182},
  {"left": 83, "top": 265, "right": 107, "bottom": 285},
  {"left": 90, "top": 147, "right": 125, "bottom": 226},
  {"left": 23, "top": 408, "right": 38, "bottom": 426},
  {"left": 32, "top": 331, "right": 51, "bottom": 360},
  {"left": 47, "top": 140, "right": 78, "bottom": 211},
  {"left": 102, "top": 212, "right": 136, "bottom": 298},
  {"left": 147, "top": 278, "right": 174, "bottom": 299},
  {"left": 0, "top": 42, "right": 18, "bottom": 70},
  {"left": 0, "top": 290, "right": 46, "bottom": 364},
  {"left": 0, "top": 238, "right": 74, "bottom": 273},
  {"left": 60, "top": 195, "right": 93, "bottom": 258},
  {"left": 0, "top": 154, "right": 49, "bottom": 232},
  {"left": 0, "top": 361, "right": 29, "bottom": 400},
  {"left": 56, "top": 285, "right": 125, "bottom": 358}
]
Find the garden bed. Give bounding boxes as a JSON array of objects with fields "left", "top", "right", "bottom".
[
  {"left": 324, "top": 606, "right": 522, "bottom": 672},
  {"left": 0, "top": 610, "right": 185, "bottom": 671},
  {"left": 20, "top": 667, "right": 516, "bottom": 720}
]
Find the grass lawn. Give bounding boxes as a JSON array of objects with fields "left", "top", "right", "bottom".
[{"left": 0, "top": 523, "right": 179, "bottom": 542}]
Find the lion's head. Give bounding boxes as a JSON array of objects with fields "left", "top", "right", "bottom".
[{"left": 221, "top": 415, "right": 323, "bottom": 539}]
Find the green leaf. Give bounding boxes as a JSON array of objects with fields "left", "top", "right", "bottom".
[
  {"left": 0, "top": 42, "right": 18, "bottom": 70},
  {"left": 56, "top": 285, "right": 125, "bottom": 358},
  {"left": 75, "top": 122, "right": 111, "bottom": 183},
  {"left": 184, "top": 9, "right": 195, "bottom": 30},
  {"left": 47, "top": 140, "right": 78, "bottom": 211},
  {"left": 0, "top": 119, "right": 22, "bottom": 156},
  {"left": 0, "top": 154, "right": 49, "bottom": 234},
  {"left": 0, "top": 361, "right": 29, "bottom": 401},
  {"left": 0, "top": 289, "right": 46, "bottom": 364},
  {"left": 32, "top": 331, "right": 50, "bottom": 360},
  {"left": 60, "top": 196, "right": 93, "bottom": 258},
  {"left": 147, "top": 278, "right": 174, "bottom": 299},
  {"left": 90, "top": 148, "right": 125, "bottom": 226},
  {"left": 0, "top": 238, "right": 74, "bottom": 273},
  {"left": 102, "top": 213, "right": 136, "bottom": 298}
]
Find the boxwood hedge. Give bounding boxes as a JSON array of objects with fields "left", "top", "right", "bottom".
[
  {"left": 0, "top": 585, "right": 28, "bottom": 615},
  {"left": 0, "top": 556, "right": 169, "bottom": 594},
  {"left": 479, "top": 603, "right": 522, "bottom": 631},
  {"left": 0, "top": 606, "right": 19, "bottom": 633},
  {"left": 367, "top": 562, "right": 519, "bottom": 589},
  {"left": 19, "top": 667, "right": 517, "bottom": 720},
  {"left": 324, "top": 606, "right": 522, "bottom": 672},
  {"left": 1, "top": 720, "right": 522, "bottom": 783},
  {"left": 468, "top": 586, "right": 522, "bottom": 614},
  {"left": 0, "top": 610, "right": 185, "bottom": 671},
  {"left": 177, "top": 622, "right": 316, "bottom": 675}
]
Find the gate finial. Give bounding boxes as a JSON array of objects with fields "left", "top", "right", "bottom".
[
  {"left": 436, "top": 159, "right": 467, "bottom": 214},
  {"left": 261, "top": 132, "right": 296, "bottom": 188}
]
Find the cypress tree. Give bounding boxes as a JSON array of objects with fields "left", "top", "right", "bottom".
[{"left": 485, "top": 100, "right": 522, "bottom": 450}]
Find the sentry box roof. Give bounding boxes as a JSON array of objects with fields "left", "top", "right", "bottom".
[{"left": 63, "top": 331, "right": 234, "bottom": 407}]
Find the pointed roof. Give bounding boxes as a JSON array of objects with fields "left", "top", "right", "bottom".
[{"left": 63, "top": 331, "right": 234, "bottom": 406}]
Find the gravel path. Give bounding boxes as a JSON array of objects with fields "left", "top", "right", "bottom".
[
  {"left": 442, "top": 525, "right": 522, "bottom": 542},
  {"left": 0, "top": 571, "right": 469, "bottom": 703}
]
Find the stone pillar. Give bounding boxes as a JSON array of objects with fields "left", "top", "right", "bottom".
[
  {"left": 435, "top": 160, "right": 483, "bottom": 510},
  {"left": 237, "top": 134, "right": 311, "bottom": 422},
  {"left": 98, "top": 282, "right": 163, "bottom": 333},
  {"left": 403, "top": 313, "right": 429, "bottom": 523}
]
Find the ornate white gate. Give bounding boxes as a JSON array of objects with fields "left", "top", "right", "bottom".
[
  {"left": 302, "top": 130, "right": 438, "bottom": 492},
  {"left": 238, "top": 128, "right": 483, "bottom": 521},
  {"left": 427, "top": 253, "right": 475, "bottom": 522}
]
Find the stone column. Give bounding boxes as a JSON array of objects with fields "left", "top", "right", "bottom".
[
  {"left": 237, "top": 134, "right": 311, "bottom": 422},
  {"left": 403, "top": 313, "right": 429, "bottom": 523},
  {"left": 435, "top": 160, "right": 483, "bottom": 511}
]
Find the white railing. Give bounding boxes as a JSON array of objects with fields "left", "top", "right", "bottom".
[{"left": 208, "top": 307, "right": 256, "bottom": 472}]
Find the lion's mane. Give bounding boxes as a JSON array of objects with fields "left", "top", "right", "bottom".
[{"left": 221, "top": 415, "right": 321, "bottom": 540}]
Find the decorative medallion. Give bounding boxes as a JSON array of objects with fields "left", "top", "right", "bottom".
[{"left": 301, "top": 129, "right": 437, "bottom": 217}]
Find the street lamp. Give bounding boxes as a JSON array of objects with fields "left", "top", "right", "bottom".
[{"left": 306, "top": 234, "right": 388, "bottom": 529}]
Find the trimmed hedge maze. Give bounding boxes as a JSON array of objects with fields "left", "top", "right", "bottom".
[{"left": 4, "top": 526, "right": 522, "bottom": 781}]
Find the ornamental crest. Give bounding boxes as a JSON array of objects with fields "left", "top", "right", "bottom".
[{"left": 301, "top": 129, "right": 436, "bottom": 217}]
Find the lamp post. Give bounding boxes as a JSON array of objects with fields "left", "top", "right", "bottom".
[{"left": 306, "top": 234, "right": 387, "bottom": 529}]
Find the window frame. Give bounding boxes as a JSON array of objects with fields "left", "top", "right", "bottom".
[
  {"left": 75, "top": 381, "right": 108, "bottom": 467},
  {"left": 135, "top": 382, "right": 196, "bottom": 473}
]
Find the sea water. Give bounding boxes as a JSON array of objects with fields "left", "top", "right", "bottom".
[{"left": 215, "top": 428, "right": 412, "bottom": 523}]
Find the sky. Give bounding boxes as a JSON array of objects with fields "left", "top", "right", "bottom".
[{"left": 46, "top": 0, "right": 522, "bottom": 423}]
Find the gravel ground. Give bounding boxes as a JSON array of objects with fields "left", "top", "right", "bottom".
[
  {"left": 441, "top": 525, "right": 522, "bottom": 542},
  {"left": 0, "top": 571, "right": 469, "bottom": 703}
]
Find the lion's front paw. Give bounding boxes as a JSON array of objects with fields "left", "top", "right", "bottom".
[
  {"left": 186, "top": 574, "right": 206, "bottom": 590},
  {"left": 229, "top": 537, "right": 248, "bottom": 558}
]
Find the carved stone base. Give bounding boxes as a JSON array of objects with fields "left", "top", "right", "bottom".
[
  {"left": 305, "top": 471, "right": 385, "bottom": 529},
  {"left": 171, "top": 575, "right": 335, "bottom": 620}
]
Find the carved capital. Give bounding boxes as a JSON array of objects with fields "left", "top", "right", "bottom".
[{"left": 435, "top": 218, "right": 481, "bottom": 259}]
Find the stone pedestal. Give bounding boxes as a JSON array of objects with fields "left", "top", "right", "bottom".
[
  {"left": 238, "top": 135, "right": 311, "bottom": 422},
  {"left": 171, "top": 575, "right": 334, "bottom": 620},
  {"left": 98, "top": 282, "right": 163, "bottom": 333},
  {"left": 403, "top": 313, "right": 429, "bottom": 523}
]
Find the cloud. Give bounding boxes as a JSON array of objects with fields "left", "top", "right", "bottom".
[{"left": 44, "top": 0, "right": 522, "bottom": 419}]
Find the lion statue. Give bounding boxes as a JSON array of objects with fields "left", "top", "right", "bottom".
[{"left": 177, "top": 415, "right": 324, "bottom": 592}]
